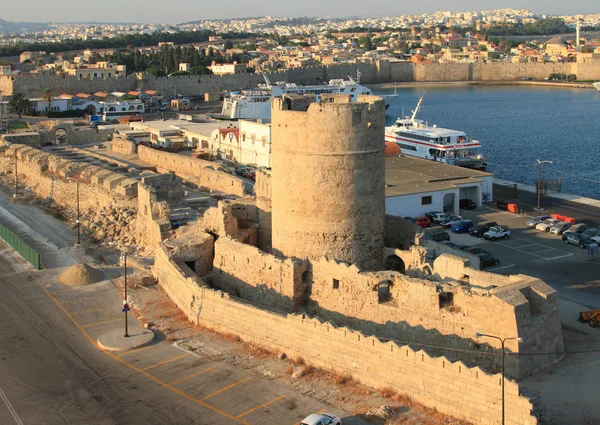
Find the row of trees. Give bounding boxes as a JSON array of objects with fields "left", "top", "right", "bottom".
[{"left": 478, "top": 18, "right": 570, "bottom": 36}]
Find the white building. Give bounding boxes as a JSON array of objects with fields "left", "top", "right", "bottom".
[
  {"left": 385, "top": 155, "right": 493, "bottom": 217},
  {"left": 100, "top": 100, "right": 144, "bottom": 122},
  {"left": 28, "top": 97, "right": 101, "bottom": 114},
  {"left": 209, "top": 61, "right": 246, "bottom": 75}
]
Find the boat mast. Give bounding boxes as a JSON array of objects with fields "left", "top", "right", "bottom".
[{"left": 410, "top": 96, "right": 423, "bottom": 121}]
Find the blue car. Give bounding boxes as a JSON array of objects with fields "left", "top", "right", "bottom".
[{"left": 451, "top": 220, "right": 474, "bottom": 234}]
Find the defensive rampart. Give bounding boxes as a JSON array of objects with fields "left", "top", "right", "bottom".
[
  {"left": 153, "top": 244, "right": 538, "bottom": 425},
  {"left": 137, "top": 145, "right": 246, "bottom": 196}
]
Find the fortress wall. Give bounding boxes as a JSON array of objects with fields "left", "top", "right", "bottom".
[
  {"left": 154, "top": 244, "right": 538, "bottom": 425},
  {"left": 137, "top": 145, "right": 246, "bottom": 196},
  {"left": 212, "top": 236, "right": 308, "bottom": 310},
  {"left": 11, "top": 73, "right": 135, "bottom": 98},
  {"left": 0, "top": 145, "right": 136, "bottom": 212}
]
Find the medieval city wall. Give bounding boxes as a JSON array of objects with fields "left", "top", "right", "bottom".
[
  {"left": 137, "top": 145, "right": 246, "bottom": 196},
  {"left": 211, "top": 236, "right": 308, "bottom": 310},
  {"left": 9, "top": 72, "right": 135, "bottom": 98},
  {"left": 0, "top": 144, "right": 137, "bottom": 212},
  {"left": 153, "top": 245, "right": 538, "bottom": 425}
]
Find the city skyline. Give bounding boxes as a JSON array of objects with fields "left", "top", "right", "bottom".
[{"left": 1, "top": 1, "right": 598, "bottom": 24}]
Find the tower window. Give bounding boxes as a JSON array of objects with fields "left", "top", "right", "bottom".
[{"left": 333, "top": 279, "right": 340, "bottom": 289}]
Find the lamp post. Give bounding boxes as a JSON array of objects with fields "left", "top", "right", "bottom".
[
  {"left": 75, "top": 180, "right": 80, "bottom": 245},
  {"left": 13, "top": 150, "right": 18, "bottom": 197},
  {"left": 475, "top": 333, "right": 523, "bottom": 425},
  {"left": 536, "top": 159, "right": 553, "bottom": 210},
  {"left": 121, "top": 251, "right": 129, "bottom": 338}
]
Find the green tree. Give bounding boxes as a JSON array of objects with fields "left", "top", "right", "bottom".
[
  {"left": 224, "top": 40, "right": 234, "bottom": 50},
  {"left": 8, "top": 93, "right": 30, "bottom": 117},
  {"left": 41, "top": 88, "right": 54, "bottom": 112}
]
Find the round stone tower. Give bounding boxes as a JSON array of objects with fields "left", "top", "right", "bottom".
[{"left": 271, "top": 94, "right": 386, "bottom": 271}]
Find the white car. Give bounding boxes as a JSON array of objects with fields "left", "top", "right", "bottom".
[
  {"left": 430, "top": 212, "right": 451, "bottom": 224},
  {"left": 300, "top": 413, "right": 341, "bottom": 425},
  {"left": 549, "top": 221, "right": 572, "bottom": 235},
  {"left": 526, "top": 215, "right": 551, "bottom": 227},
  {"left": 535, "top": 219, "right": 561, "bottom": 232},
  {"left": 483, "top": 226, "right": 511, "bottom": 240}
]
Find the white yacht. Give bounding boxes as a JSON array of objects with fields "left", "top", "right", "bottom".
[
  {"left": 385, "top": 97, "right": 486, "bottom": 169},
  {"left": 593, "top": 81, "right": 600, "bottom": 92},
  {"left": 214, "top": 72, "right": 397, "bottom": 120}
]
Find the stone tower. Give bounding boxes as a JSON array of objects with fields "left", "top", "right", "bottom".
[{"left": 271, "top": 94, "right": 386, "bottom": 271}]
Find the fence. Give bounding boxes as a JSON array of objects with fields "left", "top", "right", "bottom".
[{"left": 0, "top": 223, "right": 41, "bottom": 269}]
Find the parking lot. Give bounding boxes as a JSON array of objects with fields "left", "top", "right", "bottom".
[{"left": 427, "top": 205, "right": 593, "bottom": 274}]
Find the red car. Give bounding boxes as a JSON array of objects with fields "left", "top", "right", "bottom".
[{"left": 415, "top": 216, "right": 431, "bottom": 228}]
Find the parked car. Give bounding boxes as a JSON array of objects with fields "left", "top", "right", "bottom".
[
  {"left": 549, "top": 221, "right": 572, "bottom": 236},
  {"left": 440, "top": 241, "right": 458, "bottom": 248},
  {"left": 402, "top": 216, "right": 415, "bottom": 223},
  {"left": 563, "top": 223, "right": 589, "bottom": 235},
  {"left": 463, "top": 246, "right": 490, "bottom": 256},
  {"left": 483, "top": 226, "right": 511, "bottom": 240},
  {"left": 563, "top": 232, "right": 594, "bottom": 248},
  {"left": 590, "top": 235, "right": 600, "bottom": 244},
  {"left": 425, "top": 230, "right": 451, "bottom": 242},
  {"left": 415, "top": 216, "right": 431, "bottom": 228},
  {"left": 451, "top": 220, "right": 474, "bottom": 234},
  {"left": 425, "top": 211, "right": 443, "bottom": 220},
  {"left": 476, "top": 253, "right": 500, "bottom": 269},
  {"left": 300, "top": 413, "right": 341, "bottom": 425},
  {"left": 535, "top": 219, "right": 561, "bottom": 232},
  {"left": 582, "top": 228, "right": 600, "bottom": 239},
  {"left": 469, "top": 221, "right": 499, "bottom": 237},
  {"left": 429, "top": 212, "right": 451, "bottom": 224},
  {"left": 441, "top": 215, "right": 462, "bottom": 227},
  {"left": 455, "top": 244, "right": 470, "bottom": 250},
  {"left": 526, "top": 215, "right": 552, "bottom": 227},
  {"left": 459, "top": 199, "right": 477, "bottom": 210}
]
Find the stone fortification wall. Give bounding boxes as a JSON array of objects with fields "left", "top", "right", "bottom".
[
  {"left": 255, "top": 168, "right": 272, "bottom": 252},
  {"left": 153, "top": 245, "right": 538, "bottom": 425},
  {"left": 10, "top": 72, "right": 135, "bottom": 98},
  {"left": 211, "top": 236, "right": 308, "bottom": 310},
  {"left": 137, "top": 145, "right": 246, "bottom": 197},
  {"left": 308, "top": 253, "right": 563, "bottom": 378},
  {"left": 0, "top": 144, "right": 137, "bottom": 212},
  {"left": 111, "top": 137, "right": 137, "bottom": 156},
  {"left": 271, "top": 95, "right": 386, "bottom": 271},
  {"left": 384, "top": 214, "right": 421, "bottom": 249},
  {"left": 135, "top": 180, "right": 173, "bottom": 248},
  {"left": 37, "top": 124, "right": 114, "bottom": 147}
]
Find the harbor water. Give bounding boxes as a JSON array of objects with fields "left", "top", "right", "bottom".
[{"left": 374, "top": 85, "right": 600, "bottom": 200}]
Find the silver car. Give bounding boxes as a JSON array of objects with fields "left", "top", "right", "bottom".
[
  {"left": 526, "top": 215, "right": 551, "bottom": 227},
  {"left": 549, "top": 221, "right": 572, "bottom": 235},
  {"left": 535, "top": 219, "right": 561, "bottom": 232}
]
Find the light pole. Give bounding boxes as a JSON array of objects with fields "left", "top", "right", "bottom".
[
  {"left": 475, "top": 333, "right": 523, "bottom": 425},
  {"left": 536, "top": 159, "right": 553, "bottom": 210},
  {"left": 13, "top": 150, "right": 18, "bottom": 197},
  {"left": 121, "top": 251, "right": 129, "bottom": 338}
]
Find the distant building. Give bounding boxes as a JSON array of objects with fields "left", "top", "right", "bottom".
[
  {"left": 66, "top": 61, "right": 126, "bottom": 79},
  {"left": 209, "top": 61, "right": 246, "bottom": 75},
  {"left": 545, "top": 37, "right": 569, "bottom": 56}
]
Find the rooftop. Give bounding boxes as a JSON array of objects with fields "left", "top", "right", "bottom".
[{"left": 385, "top": 155, "right": 491, "bottom": 197}]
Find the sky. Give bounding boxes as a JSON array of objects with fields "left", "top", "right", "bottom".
[{"left": 1, "top": 0, "right": 598, "bottom": 24}]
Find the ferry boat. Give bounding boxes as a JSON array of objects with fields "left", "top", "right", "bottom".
[
  {"left": 385, "top": 97, "right": 486, "bottom": 169},
  {"left": 593, "top": 81, "right": 600, "bottom": 92},
  {"left": 215, "top": 72, "right": 397, "bottom": 121}
]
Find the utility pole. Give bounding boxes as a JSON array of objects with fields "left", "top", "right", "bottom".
[
  {"left": 122, "top": 251, "right": 130, "bottom": 338},
  {"left": 13, "top": 151, "right": 18, "bottom": 197},
  {"left": 75, "top": 180, "right": 81, "bottom": 245},
  {"left": 536, "top": 159, "right": 553, "bottom": 210},
  {"left": 475, "top": 333, "right": 523, "bottom": 425}
]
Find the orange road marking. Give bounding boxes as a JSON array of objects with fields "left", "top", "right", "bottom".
[
  {"left": 142, "top": 354, "right": 188, "bottom": 371},
  {"left": 170, "top": 365, "right": 219, "bottom": 386},
  {"left": 236, "top": 394, "right": 286, "bottom": 418},
  {"left": 71, "top": 307, "right": 112, "bottom": 315},
  {"left": 200, "top": 377, "right": 252, "bottom": 401},
  {"left": 82, "top": 318, "right": 121, "bottom": 328},
  {"left": 60, "top": 296, "right": 108, "bottom": 304},
  {"left": 117, "top": 344, "right": 156, "bottom": 357}
]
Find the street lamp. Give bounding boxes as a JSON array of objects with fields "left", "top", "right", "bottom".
[
  {"left": 536, "top": 159, "right": 553, "bottom": 210},
  {"left": 66, "top": 178, "right": 81, "bottom": 245},
  {"left": 13, "top": 150, "right": 18, "bottom": 198},
  {"left": 121, "top": 251, "right": 130, "bottom": 338},
  {"left": 475, "top": 333, "right": 523, "bottom": 425}
]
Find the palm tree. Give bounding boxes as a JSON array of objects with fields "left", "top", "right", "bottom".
[
  {"left": 42, "top": 88, "right": 54, "bottom": 113},
  {"left": 7, "top": 93, "right": 30, "bottom": 118}
]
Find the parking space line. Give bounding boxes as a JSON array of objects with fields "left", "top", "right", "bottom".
[
  {"left": 142, "top": 354, "right": 188, "bottom": 371},
  {"left": 71, "top": 307, "right": 112, "bottom": 315},
  {"left": 117, "top": 344, "right": 155, "bottom": 357},
  {"left": 60, "top": 296, "right": 110, "bottom": 304},
  {"left": 236, "top": 394, "right": 286, "bottom": 418},
  {"left": 170, "top": 365, "right": 219, "bottom": 385},
  {"left": 82, "top": 319, "right": 121, "bottom": 328},
  {"left": 200, "top": 377, "right": 252, "bottom": 401},
  {"left": 546, "top": 254, "right": 574, "bottom": 260}
]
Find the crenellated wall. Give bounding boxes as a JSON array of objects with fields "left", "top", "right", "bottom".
[{"left": 153, "top": 244, "right": 538, "bottom": 425}]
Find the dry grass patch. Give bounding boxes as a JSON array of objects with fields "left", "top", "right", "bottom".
[
  {"left": 332, "top": 373, "right": 351, "bottom": 385},
  {"left": 243, "top": 342, "right": 276, "bottom": 359}
]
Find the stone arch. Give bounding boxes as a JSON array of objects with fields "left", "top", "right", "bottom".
[{"left": 384, "top": 255, "right": 405, "bottom": 274}]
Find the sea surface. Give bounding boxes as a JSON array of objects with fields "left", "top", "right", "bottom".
[{"left": 373, "top": 85, "right": 600, "bottom": 200}]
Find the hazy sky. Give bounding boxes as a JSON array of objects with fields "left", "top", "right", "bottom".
[{"left": 2, "top": 0, "right": 598, "bottom": 24}]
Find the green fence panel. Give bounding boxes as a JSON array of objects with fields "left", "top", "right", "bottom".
[{"left": 0, "top": 223, "right": 41, "bottom": 269}]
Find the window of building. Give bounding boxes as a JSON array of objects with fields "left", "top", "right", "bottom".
[
  {"left": 439, "top": 291, "right": 454, "bottom": 309},
  {"left": 352, "top": 110, "right": 362, "bottom": 126},
  {"left": 422, "top": 196, "right": 432, "bottom": 205},
  {"left": 333, "top": 279, "right": 340, "bottom": 289},
  {"left": 242, "top": 133, "right": 246, "bottom": 142}
]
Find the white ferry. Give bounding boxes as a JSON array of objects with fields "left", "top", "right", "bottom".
[
  {"left": 385, "top": 97, "right": 486, "bottom": 169},
  {"left": 215, "top": 72, "right": 397, "bottom": 121},
  {"left": 593, "top": 81, "right": 600, "bottom": 92}
]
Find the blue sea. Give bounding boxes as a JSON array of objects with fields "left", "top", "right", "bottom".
[{"left": 373, "top": 85, "right": 600, "bottom": 200}]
